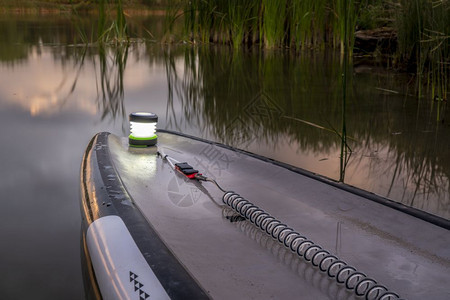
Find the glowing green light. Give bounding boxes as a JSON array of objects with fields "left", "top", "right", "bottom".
[{"left": 129, "top": 112, "right": 158, "bottom": 147}]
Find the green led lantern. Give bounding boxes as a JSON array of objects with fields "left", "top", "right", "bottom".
[{"left": 129, "top": 112, "right": 158, "bottom": 147}]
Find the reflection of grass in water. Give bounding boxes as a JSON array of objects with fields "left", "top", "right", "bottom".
[
  {"left": 164, "top": 46, "right": 355, "bottom": 152},
  {"left": 356, "top": 132, "right": 450, "bottom": 218},
  {"left": 163, "top": 45, "right": 450, "bottom": 218},
  {"left": 68, "top": 0, "right": 129, "bottom": 125},
  {"left": 95, "top": 0, "right": 128, "bottom": 127},
  {"left": 96, "top": 43, "right": 128, "bottom": 123},
  {"left": 54, "top": 43, "right": 128, "bottom": 125},
  {"left": 348, "top": 88, "right": 450, "bottom": 218}
]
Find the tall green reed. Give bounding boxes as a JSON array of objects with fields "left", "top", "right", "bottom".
[
  {"left": 261, "top": 0, "right": 287, "bottom": 48},
  {"left": 289, "top": 0, "right": 325, "bottom": 49},
  {"left": 97, "top": 0, "right": 128, "bottom": 44},
  {"left": 178, "top": 0, "right": 358, "bottom": 50},
  {"left": 334, "top": 0, "right": 357, "bottom": 54},
  {"left": 164, "top": 0, "right": 185, "bottom": 42},
  {"left": 339, "top": 0, "right": 353, "bottom": 181},
  {"left": 396, "top": 0, "right": 449, "bottom": 103},
  {"left": 227, "top": 0, "right": 258, "bottom": 49}
]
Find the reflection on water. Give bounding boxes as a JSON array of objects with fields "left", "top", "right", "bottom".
[
  {"left": 96, "top": 43, "right": 127, "bottom": 122},
  {"left": 0, "top": 12, "right": 448, "bottom": 298},
  {"left": 1, "top": 14, "right": 448, "bottom": 220},
  {"left": 164, "top": 47, "right": 449, "bottom": 220}
]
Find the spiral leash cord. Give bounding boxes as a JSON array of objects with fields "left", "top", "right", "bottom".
[
  {"left": 222, "top": 191, "right": 404, "bottom": 300},
  {"left": 158, "top": 153, "right": 404, "bottom": 299},
  {"left": 223, "top": 207, "right": 364, "bottom": 300}
]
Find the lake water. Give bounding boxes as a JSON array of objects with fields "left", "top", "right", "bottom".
[{"left": 0, "top": 12, "right": 448, "bottom": 299}]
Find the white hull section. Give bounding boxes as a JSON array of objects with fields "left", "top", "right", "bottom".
[{"left": 87, "top": 216, "right": 170, "bottom": 300}]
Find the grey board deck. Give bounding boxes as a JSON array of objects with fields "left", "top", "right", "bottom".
[{"left": 108, "top": 132, "right": 450, "bottom": 300}]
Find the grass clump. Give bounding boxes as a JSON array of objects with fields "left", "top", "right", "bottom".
[
  {"left": 396, "top": 0, "right": 449, "bottom": 102},
  {"left": 178, "top": 0, "right": 359, "bottom": 52},
  {"left": 173, "top": 0, "right": 448, "bottom": 102},
  {"left": 96, "top": 0, "right": 129, "bottom": 44}
]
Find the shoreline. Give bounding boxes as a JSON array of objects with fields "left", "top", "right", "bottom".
[{"left": 0, "top": 2, "right": 165, "bottom": 15}]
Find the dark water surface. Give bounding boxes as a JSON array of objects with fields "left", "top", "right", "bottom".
[{"left": 0, "top": 13, "right": 449, "bottom": 299}]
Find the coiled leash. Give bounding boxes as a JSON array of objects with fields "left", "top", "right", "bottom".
[{"left": 157, "top": 151, "right": 403, "bottom": 300}]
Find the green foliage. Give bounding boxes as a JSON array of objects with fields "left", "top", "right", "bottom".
[
  {"left": 396, "top": 0, "right": 449, "bottom": 102},
  {"left": 97, "top": 0, "right": 128, "bottom": 44},
  {"left": 333, "top": 0, "right": 358, "bottom": 53},
  {"left": 173, "top": 0, "right": 448, "bottom": 101},
  {"left": 227, "top": 0, "right": 257, "bottom": 49},
  {"left": 262, "top": 0, "right": 287, "bottom": 48},
  {"left": 357, "top": 0, "right": 394, "bottom": 30},
  {"left": 178, "top": 0, "right": 359, "bottom": 50}
]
